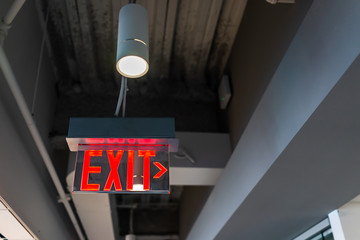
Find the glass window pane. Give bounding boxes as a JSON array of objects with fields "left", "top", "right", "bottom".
[
  {"left": 308, "top": 234, "right": 322, "bottom": 240},
  {"left": 323, "top": 228, "right": 334, "bottom": 240}
]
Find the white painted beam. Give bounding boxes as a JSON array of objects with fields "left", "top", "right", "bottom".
[
  {"left": 334, "top": 195, "right": 360, "bottom": 240},
  {"left": 328, "top": 211, "right": 345, "bottom": 240},
  {"left": 170, "top": 167, "right": 223, "bottom": 186}
]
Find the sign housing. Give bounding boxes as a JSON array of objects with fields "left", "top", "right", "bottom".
[{"left": 66, "top": 118, "right": 178, "bottom": 194}]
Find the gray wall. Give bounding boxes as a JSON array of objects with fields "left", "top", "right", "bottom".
[
  {"left": 0, "top": 98, "right": 76, "bottom": 239},
  {"left": 179, "top": 186, "right": 212, "bottom": 240},
  {"left": 227, "top": 0, "right": 313, "bottom": 147},
  {"left": 2, "top": 0, "right": 56, "bottom": 145},
  {"left": 0, "top": 0, "right": 57, "bottom": 181},
  {"left": 0, "top": 0, "right": 77, "bottom": 238}
]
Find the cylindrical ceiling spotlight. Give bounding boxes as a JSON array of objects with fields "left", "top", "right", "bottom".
[{"left": 116, "top": 4, "right": 149, "bottom": 78}]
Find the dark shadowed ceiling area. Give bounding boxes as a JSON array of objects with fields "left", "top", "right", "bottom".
[{"left": 40, "top": 0, "right": 246, "bottom": 135}]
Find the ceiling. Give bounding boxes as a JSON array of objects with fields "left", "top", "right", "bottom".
[
  {"left": 38, "top": 0, "right": 246, "bottom": 238},
  {"left": 45, "top": 0, "right": 245, "bottom": 98},
  {"left": 115, "top": 188, "right": 182, "bottom": 236},
  {"left": 40, "top": 0, "right": 247, "bottom": 137},
  {"left": 4, "top": 0, "right": 360, "bottom": 239}
]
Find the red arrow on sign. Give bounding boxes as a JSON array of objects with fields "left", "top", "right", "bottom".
[{"left": 153, "top": 162, "right": 167, "bottom": 179}]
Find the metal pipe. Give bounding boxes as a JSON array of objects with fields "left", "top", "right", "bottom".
[
  {"left": 3, "top": 0, "right": 26, "bottom": 24},
  {"left": 122, "top": 77, "right": 127, "bottom": 117},
  {"left": 0, "top": 46, "right": 85, "bottom": 240},
  {"left": 115, "top": 76, "right": 125, "bottom": 116},
  {"left": 1, "top": 0, "right": 26, "bottom": 45}
]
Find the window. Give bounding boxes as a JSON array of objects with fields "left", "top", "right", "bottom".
[
  {"left": 293, "top": 218, "right": 332, "bottom": 240},
  {"left": 307, "top": 227, "right": 334, "bottom": 240}
]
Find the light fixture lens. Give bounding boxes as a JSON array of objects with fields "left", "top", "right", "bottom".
[{"left": 117, "top": 55, "right": 148, "bottom": 78}]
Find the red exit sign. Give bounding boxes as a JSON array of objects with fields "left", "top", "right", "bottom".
[{"left": 73, "top": 145, "right": 169, "bottom": 193}]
